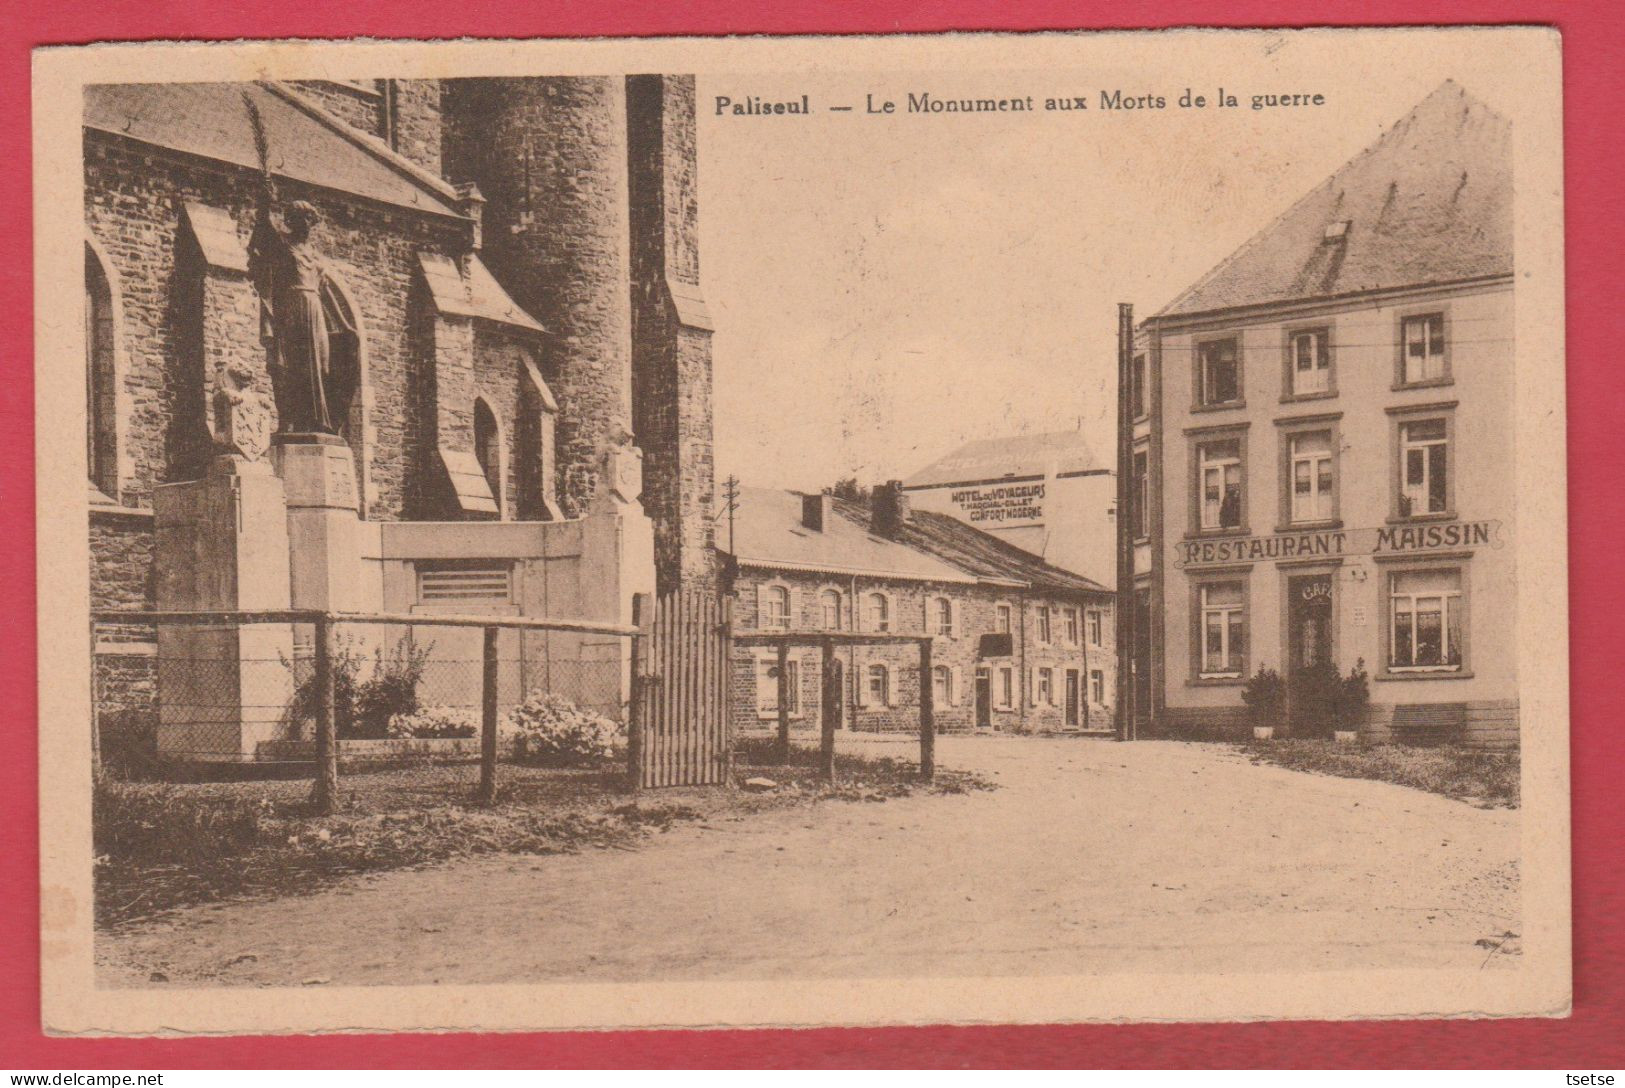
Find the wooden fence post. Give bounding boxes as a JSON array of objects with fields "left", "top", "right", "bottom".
[
  {"left": 919, "top": 638, "right": 935, "bottom": 782},
  {"left": 627, "top": 592, "right": 653, "bottom": 790},
  {"left": 720, "top": 597, "right": 735, "bottom": 782},
  {"left": 775, "top": 639, "right": 791, "bottom": 764},
  {"left": 478, "top": 625, "right": 499, "bottom": 804},
  {"left": 820, "top": 637, "right": 837, "bottom": 781},
  {"left": 312, "top": 615, "right": 338, "bottom": 815}
]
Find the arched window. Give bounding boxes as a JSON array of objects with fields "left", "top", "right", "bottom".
[
  {"left": 762, "top": 585, "right": 790, "bottom": 629},
  {"left": 85, "top": 243, "right": 118, "bottom": 499},
  {"left": 819, "top": 589, "right": 843, "bottom": 630},
  {"left": 474, "top": 398, "right": 501, "bottom": 517},
  {"left": 866, "top": 592, "right": 890, "bottom": 632}
]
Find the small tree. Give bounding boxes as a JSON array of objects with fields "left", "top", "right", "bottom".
[
  {"left": 351, "top": 637, "right": 435, "bottom": 739},
  {"left": 1240, "top": 665, "right": 1285, "bottom": 737},
  {"left": 283, "top": 634, "right": 433, "bottom": 740}
]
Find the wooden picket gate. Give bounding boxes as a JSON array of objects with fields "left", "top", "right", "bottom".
[{"left": 629, "top": 590, "right": 733, "bottom": 788}]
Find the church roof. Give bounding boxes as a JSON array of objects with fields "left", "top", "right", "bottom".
[
  {"left": 1155, "top": 81, "right": 1512, "bottom": 320},
  {"left": 902, "top": 429, "right": 1107, "bottom": 489},
  {"left": 84, "top": 81, "right": 464, "bottom": 218}
]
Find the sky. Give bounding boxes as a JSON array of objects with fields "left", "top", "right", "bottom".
[{"left": 693, "top": 34, "right": 1526, "bottom": 493}]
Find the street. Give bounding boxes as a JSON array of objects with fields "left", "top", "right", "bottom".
[{"left": 97, "top": 736, "right": 1520, "bottom": 986}]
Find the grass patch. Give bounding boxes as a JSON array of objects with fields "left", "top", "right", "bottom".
[
  {"left": 1240, "top": 739, "right": 1519, "bottom": 809},
  {"left": 96, "top": 738, "right": 993, "bottom": 927}
]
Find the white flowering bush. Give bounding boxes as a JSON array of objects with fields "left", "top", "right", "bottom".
[
  {"left": 504, "top": 693, "right": 621, "bottom": 767},
  {"left": 387, "top": 705, "right": 480, "bottom": 739}
]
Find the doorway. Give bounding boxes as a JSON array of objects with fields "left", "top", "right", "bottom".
[
  {"left": 974, "top": 667, "right": 992, "bottom": 729},
  {"left": 1287, "top": 574, "right": 1335, "bottom": 734}
]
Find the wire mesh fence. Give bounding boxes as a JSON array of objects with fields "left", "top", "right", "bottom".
[{"left": 92, "top": 609, "right": 637, "bottom": 813}]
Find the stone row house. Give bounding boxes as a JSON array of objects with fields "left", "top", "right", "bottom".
[{"left": 722, "top": 485, "right": 1116, "bottom": 735}]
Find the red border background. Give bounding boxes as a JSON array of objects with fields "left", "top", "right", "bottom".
[{"left": 3, "top": 0, "right": 1620, "bottom": 1069}]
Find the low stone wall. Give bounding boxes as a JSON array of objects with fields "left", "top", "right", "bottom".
[
  {"left": 1154, "top": 700, "right": 1519, "bottom": 748},
  {"left": 253, "top": 736, "right": 483, "bottom": 764}
]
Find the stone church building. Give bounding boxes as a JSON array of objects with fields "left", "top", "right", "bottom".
[{"left": 85, "top": 77, "right": 716, "bottom": 763}]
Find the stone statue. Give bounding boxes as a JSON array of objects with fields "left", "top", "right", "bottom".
[{"left": 248, "top": 187, "right": 354, "bottom": 436}]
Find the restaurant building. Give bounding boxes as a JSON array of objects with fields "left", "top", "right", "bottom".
[
  {"left": 722, "top": 485, "right": 1115, "bottom": 736},
  {"left": 1127, "top": 81, "right": 1517, "bottom": 747}
]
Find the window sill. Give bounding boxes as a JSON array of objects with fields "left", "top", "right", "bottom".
[
  {"left": 1190, "top": 400, "right": 1247, "bottom": 414},
  {"left": 1386, "top": 511, "right": 1458, "bottom": 525},
  {"left": 1391, "top": 378, "right": 1454, "bottom": 393},
  {"left": 1188, "top": 676, "right": 1246, "bottom": 688},
  {"left": 1133, "top": 535, "right": 1151, "bottom": 546},
  {"left": 1275, "top": 519, "right": 1343, "bottom": 533},
  {"left": 1374, "top": 669, "right": 1474, "bottom": 682},
  {"left": 1184, "top": 527, "right": 1250, "bottom": 541},
  {"left": 1280, "top": 390, "right": 1337, "bottom": 404}
]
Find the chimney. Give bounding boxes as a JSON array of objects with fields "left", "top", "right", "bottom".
[
  {"left": 801, "top": 491, "right": 832, "bottom": 532},
  {"left": 871, "top": 480, "right": 911, "bottom": 537},
  {"left": 455, "top": 181, "right": 486, "bottom": 256}
]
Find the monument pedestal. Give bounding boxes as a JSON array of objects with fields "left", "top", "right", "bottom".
[
  {"left": 152, "top": 456, "right": 294, "bottom": 762},
  {"left": 270, "top": 433, "right": 364, "bottom": 614},
  {"left": 577, "top": 444, "right": 657, "bottom": 718}
]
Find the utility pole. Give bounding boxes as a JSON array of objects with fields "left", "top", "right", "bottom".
[
  {"left": 721, "top": 475, "right": 740, "bottom": 556},
  {"left": 1114, "top": 303, "right": 1136, "bottom": 741}
]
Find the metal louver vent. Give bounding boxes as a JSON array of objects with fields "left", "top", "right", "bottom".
[{"left": 417, "top": 564, "right": 513, "bottom": 603}]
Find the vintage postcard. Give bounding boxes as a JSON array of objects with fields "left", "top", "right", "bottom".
[{"left": 34, "top": 26, "right": 1569, "bottom": 1035}]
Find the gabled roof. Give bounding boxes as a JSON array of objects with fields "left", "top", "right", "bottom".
[
  {"left": 832, "top": 499, "right": 1112, "bottom": 597},
  {"left": 84, "top": 81, "right": 464, "bottom": 218},
  {"left": 1155, "top": 81, "right": 1512, "bottom": 320},
  {"left": 724, "top": 487, "right": 1111, "bottom": 597},
  {"left": 903, "top": 429, "right": 1107, "bottom": 489},
  {"left": 724, "top": 488, "right": 978, "bottom": 584}
]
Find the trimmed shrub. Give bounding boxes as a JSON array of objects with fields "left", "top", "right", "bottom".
[
  {"left": 1241, "top": 665, "right": 1286, "bottom": 734},
  {"left": 1337, "top": 658, "right": 1372, "bottom": 734},
  {"left": 505, "top": 693, "right": 621, "bottom": 767}
]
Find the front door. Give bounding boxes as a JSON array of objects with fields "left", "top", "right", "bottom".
[
  {"left": 974, "top": 667, "right": 992, "bottom": 729},
  {"left": 1064, "top": 669, "right": 1081, "bottom": 728},
  {"left": 1287, "top": 574, "right": 1335, "bottom": 734}
]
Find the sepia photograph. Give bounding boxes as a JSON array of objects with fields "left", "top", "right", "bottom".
[{"left": 32, "top": 26, "right": 1569, "bottom": 1035}]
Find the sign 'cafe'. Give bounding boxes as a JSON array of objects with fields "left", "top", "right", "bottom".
[{"left": 1175, "top": 520, "right": 1503, "bottom": 569}]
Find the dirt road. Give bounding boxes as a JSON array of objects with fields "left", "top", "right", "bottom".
[{"left": 97, "top": 737, "right": 1519, "bottom": 986}]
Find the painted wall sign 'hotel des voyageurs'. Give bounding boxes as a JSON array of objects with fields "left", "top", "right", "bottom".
[{"left": 1124, "top": 81, "right": 1518, "bottom": 748}]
